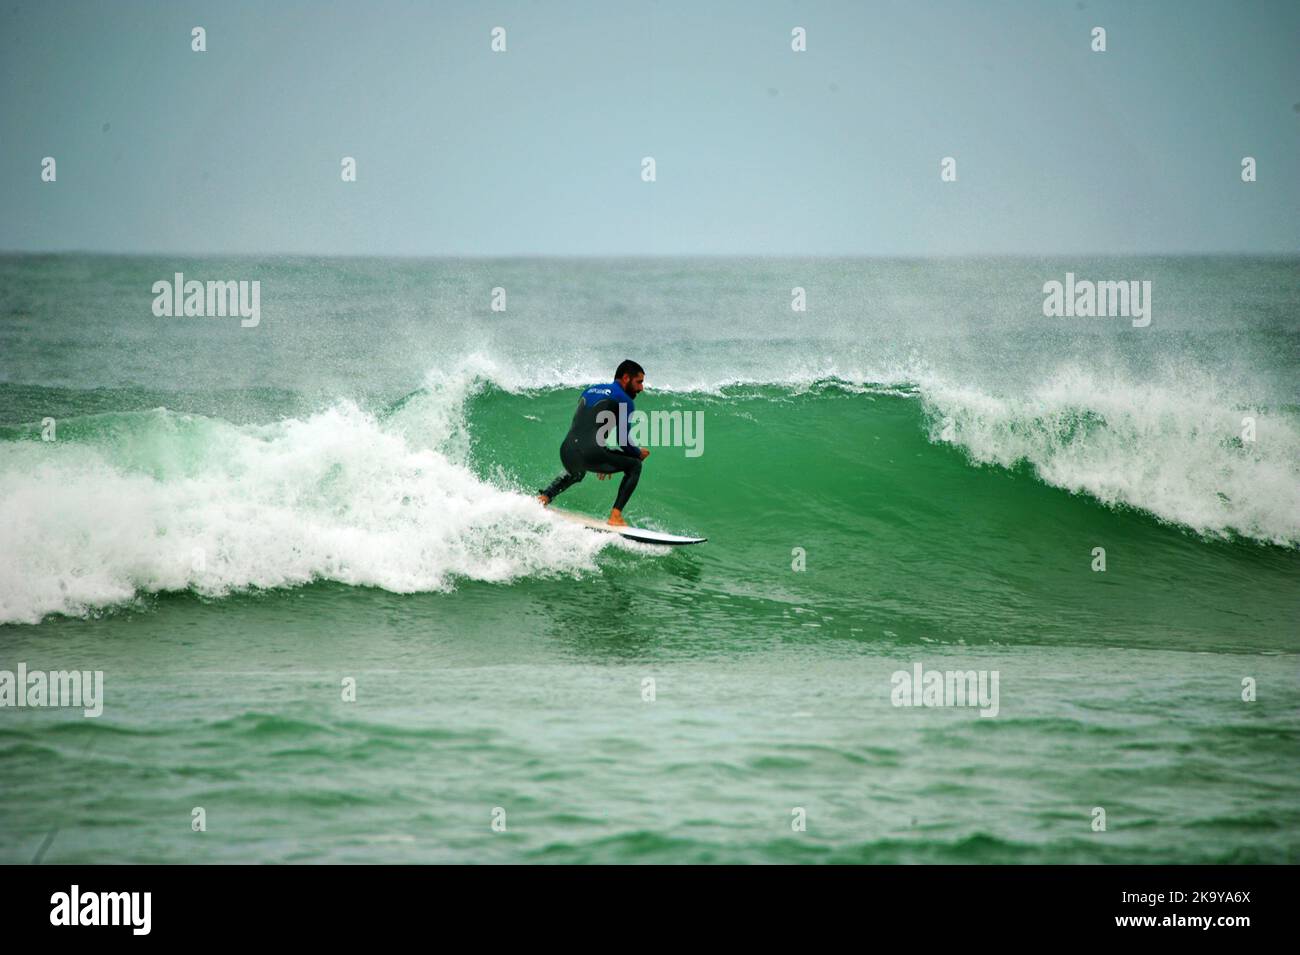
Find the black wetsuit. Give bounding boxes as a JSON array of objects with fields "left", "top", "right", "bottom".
[{"left": 539, "top": 381, "right": 643, "bottom": 511}]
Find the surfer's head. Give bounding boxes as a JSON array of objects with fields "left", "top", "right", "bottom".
[{"left": 615, "top": 359, "right": 645, "bottom": 397}]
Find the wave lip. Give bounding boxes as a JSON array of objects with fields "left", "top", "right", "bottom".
[{"left": 462, "top": 348, "right": 1300, "bottom": 548}]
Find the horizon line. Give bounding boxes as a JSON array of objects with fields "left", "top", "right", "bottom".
[{"left": 3, "top": 249, "right": 1298, "bottom": 260}]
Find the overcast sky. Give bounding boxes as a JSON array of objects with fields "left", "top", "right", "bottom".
[{"left": 2, "top": 0, "right": 1297, "bottom": 255}]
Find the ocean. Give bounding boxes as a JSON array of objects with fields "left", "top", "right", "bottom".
[{"left": 0, "top": 254, "right": 1296, "bottom": 863}]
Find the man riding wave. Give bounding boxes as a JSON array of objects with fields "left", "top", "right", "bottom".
[{"left": 537, "top": 359, "right": 650, "bottom": 526}]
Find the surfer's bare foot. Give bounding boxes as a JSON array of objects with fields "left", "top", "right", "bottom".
[
  {"left": 608, "top": 508, "right": 627, "bottom": 526},
  {"left": 536, "top": 494, "right": 550, "bottom": 506}
]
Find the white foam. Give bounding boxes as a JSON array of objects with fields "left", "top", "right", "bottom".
[
  {"left": 0, "top": 395, "right": 612, "bottom": 625},
  {"left": 918, "top": 362, "right": 1300, "bottom": 546}
]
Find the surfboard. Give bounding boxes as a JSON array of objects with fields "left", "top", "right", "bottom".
[{"left": 549, "top": 508, "right": 707, "bottom": 546}]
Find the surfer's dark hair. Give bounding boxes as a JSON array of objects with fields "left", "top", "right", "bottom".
[{"left": 615, "top": 359, "right": 644, "bottom": 380}]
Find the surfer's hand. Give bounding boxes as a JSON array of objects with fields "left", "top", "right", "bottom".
[
  {"left": 598, "top": 473, "right": 610, "bottom": 480},
  {"left": 640, "top": 448, "right": 650, "bottom": 460}
]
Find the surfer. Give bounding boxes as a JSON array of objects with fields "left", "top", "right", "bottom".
[{"left": 537, "top": 360, "right": 651, "bottom": 526}]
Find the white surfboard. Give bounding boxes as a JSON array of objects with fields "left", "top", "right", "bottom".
[{"left": 549, "top": 508, "right": 707, "bottom": 546}]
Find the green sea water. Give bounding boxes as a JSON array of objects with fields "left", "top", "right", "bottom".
[{"left": 1, "top": 255, "right": 1297, "bottom": 863}]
